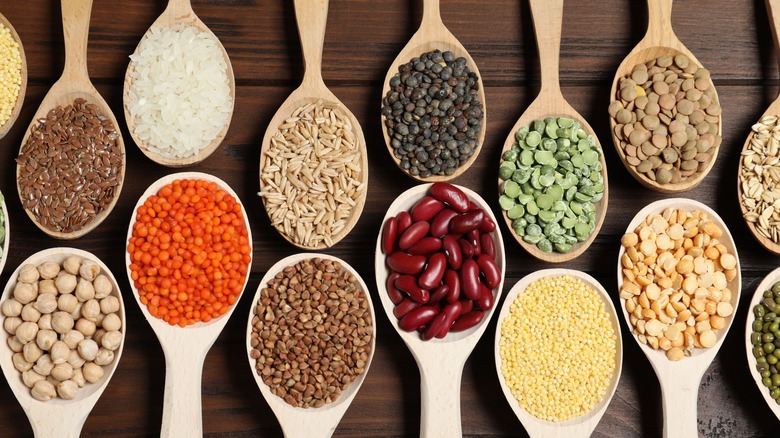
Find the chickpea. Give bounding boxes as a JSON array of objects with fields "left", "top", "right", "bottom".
[
  {"left": 23, "top": 342, "right": 44, "bottom": 363},
  {"left": 13, "top": 283, "right": 37, "bottom": 305},
  {"left": 77, "top": 339, "right": 98, "bottom": 361},
  {"left": 33, "top": 354, "right": 54, "bottom": 377},
  {"left": 38, "top": 279, "right": 57, "bottom": 295},
  {"left": 51, "top": 363, "right": 74, "bottom": 381},
  {"left": 50, "top": 341, "right": 70, "bottom": 365},
  {"left": 17, "top": 264, "right": 40, "bottom": 284},
  {"left": 80, "top": 300, "right": 100, "bottom": 322},
  {"left": 82, "top": 362, "right": 104, "bottom": 383},
  {"left": 92, "top": 329, "right": 106, "bottom": 346},
  {"left": 31, "top": 380, "right": 56, "bottom": 401},
  {"left": 55, "top": 272, "right": 77, "bottom": 295},
  {"left": 37, "top": 262, "right": 60, "bottom": 280},
  {"left": 63, "top": 256, "right": 82, "bottom": 276},
  {"left": 57, "top": 379, "right": 78, "bottom": 400},
  {"left": 79, "top": 261, "right": 100, "bottom": 282},
  {"left": 61, "top": 329, "right": 84, "bottom": 350},
  {"left": 70, "top": 302, "right": 82, "bottom": 320},
  {"left": 102, "top": 313, "right": 121, "bottom": 332},
  {"left": 99, "top": 296, "right": 120, "bottom": 315},
  {"left": 15, "top": 321, "right": 39, "bottom": 343},
  {"left": 37, "top": 314, "right": 52, "bottom": 331},
  {"left": 67, "top": 349, "right": 85, "bottom": 369},
  {"left": 51, "top": 311, "right": 75, "bottom": 334},
  {"left": 12, "top": 353, "right": 32, "bottom": 372},
  {"left": 20, "top": 303, "right": 41, "bottom": 323},
  {"left": 35, "top": 329, "right": 57, "bottom": 350},
  {"left": 94, "top": 348, "right": 114, "bottom": 366},
  {"left": 101, "top": 331, "right": 123, "bottom": 351},
  {"left": 75, "top": 278, "right": 95, "bottom": 302},
  {"left": 34, "top": 293, "right": 57, "bottom": 314},
  {"left": 93, "top": 275, "right": 112, "bottom": 299},
  {"left": 75, "top": 318, "right": 95, "bottom": 337},
  {"left": 57, "top": 294, "right": 78, "bottom": 314},
  {"left": 7, "top": 336, "right": 24, "bottom": 353},
  {"left": 22, "top": 370, "right": 45, "bottom": 389},
  {"left": 1, "top": 299, "right": 22, "bottom": 317},
  {"left": 3, "top": 316, "right": 22, "bottom": 335},
  {"left": 73, "top": 368, "right": 85, "bottom": 387}
]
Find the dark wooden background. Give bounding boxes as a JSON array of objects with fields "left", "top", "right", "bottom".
[{"left": 0, "top": 0, "right": 776, "bottom": 436}]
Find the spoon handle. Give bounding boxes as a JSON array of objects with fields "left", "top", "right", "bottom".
[
  {"left": 421, "top": 0, "right": 443, "bottom": 28},
  {"left": 528, "top": 0, "right": 564, "bottom": 97},
  {"left": 419, "top": 360, "right": 464, "bottom": 438},
  {"left": 766, "top": 0, "right": 780, "bottom": 80},
  {"left": 645, "top": 0, "right": 676, "bottom": 47},
  {"left": 61, "top": 0, "right": 93, "bottom": 80},
  {"left": 294, "top": 0, "right": 329, "bottom": 88},
  {"left": 29, "top": 404, "right": 89, "bottom": 438},
  {"left": 160, "top": 350, "right": 206, "bottom": 437},
  {"left": 660, "top": 371, "right": 700, "bottom": 438}
]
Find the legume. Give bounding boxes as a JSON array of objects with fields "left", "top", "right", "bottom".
[
  {"left": 127, "top": 179, "right": 251, "bottom": 327},
  {"left": 620, "top": 208, "right": 737, "bottom": 360},
  {"left": 381, "top": 49, "right": 483, "bottom": 178},
  {"left": 740, "top": 115, "right": 780, "bottom": 243},
  {"left": 2, "top": 255, "right": 123, "bottom": 401},
  {"left": 0, "top": 22, "right": 22, "bottom": 130},
  {"left": 259, "top": 100, "right": 365, "bottom": 248},
  {"left": 382, "top": 183, "right": 499, "bottom": 340},
  {"left": 610, "top": 54, "right": 721, "bottom": 185},
  {"left": 499, "top": 275, "right": 616, "bottom": 422},
  {"left": 16, "top": 99, "right": 122, "bottom": 234},
  {"left": 499, "top": 117, "right": 604, "bottom": 253},
  {"left": 750, "top": 280, "right": 780, "bottom": 404},
  {"left": 249, "top": 257, "right": 373, "bottom": 408}
]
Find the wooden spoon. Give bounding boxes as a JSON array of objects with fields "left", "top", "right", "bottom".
[
  {"left": 609, "top": 0, "right": 722, "bottom": 193},
  {"left": 123, "top": 0, "right": 236, "bottom": 167},
  {"left": 737, "top": 0, "right": 780, "bottom": 255},
  {"left": 744, "top": 267, "right": 780, "bottom": 422},
  {"left": 0, "top": 11, "right": 27, "bottom": 140},
  {"left": 258, "top": 0, "right": 367, "bottom": 250},
  {"left": 379, "top": 0, "right": 487, "bottom": 182},
  {"left": 499, "top": 0, "right": 608, "bottom": 263},
  {"left": 374, "top": 184, "right": 505, "bottom": 437},
  {"left": 245, "top": 253, "right": 376, "bottom": 437},
  {"left": 0, "top": 248, "right": 126, "bottom": 438},
  {"left": 617, "top": 198, "right": 741, "bottom": 437},
  {"left": 125, "top": 172, "right": 253, "bottom": 437},
  {"left": 494, "top": 269, "right": 623, "bottom": 437},
  {"left": 15, "top": 0, "right": 125, "bottom": 240}
]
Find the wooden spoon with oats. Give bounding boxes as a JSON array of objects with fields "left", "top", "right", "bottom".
[{"left": 258, "top": 0, "right": 368, "bottom": 250}]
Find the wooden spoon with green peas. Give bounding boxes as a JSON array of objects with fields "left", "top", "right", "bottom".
[
  {"left": 498, "top": 0, "right": 608, "bottom": 263},
  {"left": 609, "top": 0, "right": 722, "bottom": 193},
  {"left": 744, "top": 268, "right": 780, "bottom": 422},
  {"left": 0, "top": 11, "right": 27, "bottom": 140}
]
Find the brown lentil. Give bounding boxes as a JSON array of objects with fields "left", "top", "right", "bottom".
[
  {"left": 16, "top": 98, "right": 122, "bottom": 233},
  {"left": 249, "top": 257, "right": 373, "bottom": 408}
]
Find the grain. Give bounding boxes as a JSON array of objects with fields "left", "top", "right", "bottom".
[
  {"left": 259, "top": 101, "right": 365, "bottom": 248},
  {"left": 0, "top": 23, "right": 22, "bottom": 129},
  {"left": 740, "top": 115, "right": 780, "bottom": 243}
]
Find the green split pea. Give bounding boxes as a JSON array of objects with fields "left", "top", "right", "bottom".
[
  {"left": 499, "top": 117, "right": 604, "bottom": 253},
  {"left": 751, "top": 280, "right": 780, "bottom": 403}
]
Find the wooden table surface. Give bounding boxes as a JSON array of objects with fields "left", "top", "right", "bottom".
[{"left": 0, "top": 0, "right": 777, "bottom": 436}]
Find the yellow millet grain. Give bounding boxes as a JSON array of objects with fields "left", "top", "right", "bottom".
[
  {"left": 0, "top": 23, "right": 22, "bottom": 129},
  {"left": 499, "top": 275, "right": 617, "bottom": 422}
]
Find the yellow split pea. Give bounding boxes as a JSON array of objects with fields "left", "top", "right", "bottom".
[
  {"left": 0, "top": 23, "right": 22, "bottom": 129},
  {"left": 499, "top": 276, "right": 617, "bottom": 422}
]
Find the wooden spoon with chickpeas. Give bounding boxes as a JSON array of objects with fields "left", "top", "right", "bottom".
[{"left": 0, "top": 248, "right": 125, "bottom": 437}]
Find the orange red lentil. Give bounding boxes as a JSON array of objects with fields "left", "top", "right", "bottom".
[{"left": 127, "top": 179, "right": 251, "bottom": 327}]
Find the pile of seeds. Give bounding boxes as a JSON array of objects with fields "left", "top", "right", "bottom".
[
  {"left": 16, "top": 98, "right": 122, "bottom": 234},
  {"left": 381, "top": 49, "right": 483, "bottom": 178},
  {"left": 499, "top": 275, "right": 617, "bottom": 422},
  {"left": 499, "top": 118, "right": 604, "bottom": 253},
  {"left": 249, "top": 258, "right": 373, "bottom": 408},
  {"left": 740, "top": 115, "right": 780, "bottom": 243},
  {"left": 2, "top": 255, "right": 123, "bottom": 401},
  {"left": 749, "top": 280, "right": 780, "bottom": 404},
  {"left": 0, "top": 22, "right": 22, "bottom": 129},
  {"left": 259, "top": 101, "right": 365, "bottom": 248},
  {"left": 620, "top": 208, "right": 737, "bottom": 361},
  {"left": 609, "top": 54, "right": 721, "bottom": 185}
]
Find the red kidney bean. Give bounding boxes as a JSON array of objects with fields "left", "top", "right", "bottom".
[
  {"left": 395, "top": 275, "right": 429, "bottom": 303},
  {"left": 458, "top": 299, "right": 474, "bottom": 316},
  {"left": 479, "top": 215, "right": 497, "bottom": 233},
  {"left": 411, "top": 196, "right": 445, "bottom": 222},
  {"left": 387, "top": 252, "right": 426, "bottom": 275},
  {"left": 480, "top": 233, "right": 496, "bottom": 259},
  {"left": 399, "top": 221, "right": 430, "bottom": 249},
  {"left": 399, "top": 306, "right": 438, "bottom": 331},
  {"left": 476, "top": 283, "right": 494, "bottom": 311},
  {"left": 442, "top": 235, "right": 462, "bottom": 269},
  {"left": 407, "top": 237, "right": 442, "bottom": 256},
  {"left": 418, "top": 252, "right": 446, "bottom": 290},
  {"left": 477, "top": 253, "right": 501, "bottom": 289},
  {"left": 393, "top": 298, "right": 421, "bottom": 319},
  {"left": 467, "top": 201, "right": 479, "bottom": 211},
  {"left": 467, "top": 229, "right": 481, "bottom": 256},
  {"left": 430, "top": 208, "right": 458, "bottom": 237},
  {"left": 458, "top": 238, "right": 474, "bottom": 259},
  {"left": 386, "top": 272, "right": 403, "bottom": 304},
  {"left": 460, "top": 259, "right": 481, "bottom": 300},
  {"left": 422, "top": 312, "right": 448, "bottom": 340},
  {"left": 430, "top": 182, "right": 470, "bottom": 213},
  {"left": 450, "top": 310, "right": 484, "bottom": 332},
  {"left": 443, "top": 269, "right": 460, "bottom": 304},
  {"left": 450, "top": 210, "right": 484, "bottom": 235},
  {"left": 382, "top": 217, "right": 398, "bottom": 254},
  {"left": 436, "top": 301, "right": 463, "bottom": 338},
  {"left": 396, "top": 211, "right": 412, "bottom": 235},
  {"left": 429, "top": 285, "right": 449, "bottom": 305}
]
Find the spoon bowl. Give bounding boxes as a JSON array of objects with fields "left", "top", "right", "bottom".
[
  {"left": 609, "top": 0, "right": 722, "bottom": 193},
  {"left": 246, "top": 253, "right": 376, "bottom": 437},
  {"left": 375, "top": 183, "right": 505, "bottom": 437},
  {"left": 494, "top": 269, "right": 622, "bottom": 437},
  {"left": 0, "top": 11, "right": 27, "bottom": 140},
  {"left": 125, "top": 171, "right": 253, "bottom": 437},
  {"left": 258, "top": 0, "right": 367, "bottom": 250},
  {"left": 379, "top": 0, "right": 487, "bottom": 182},
  {"left": 0, "top": 248, "right": 126, "bottom": 438},
  {"left": 15, "top": 0, "right": 125, "bottom": 240},
  {"left": 123, "top": 0, "right": 235, "bottom": 167},
  {"left": 499, "top": 0, "right": 608, "bottom": 263},
  {"left": 617, "top": 198, "right": 741, "bottom": 437},
  {"left": 744, "top": 267, "right": 780, "bottom": 422}
]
